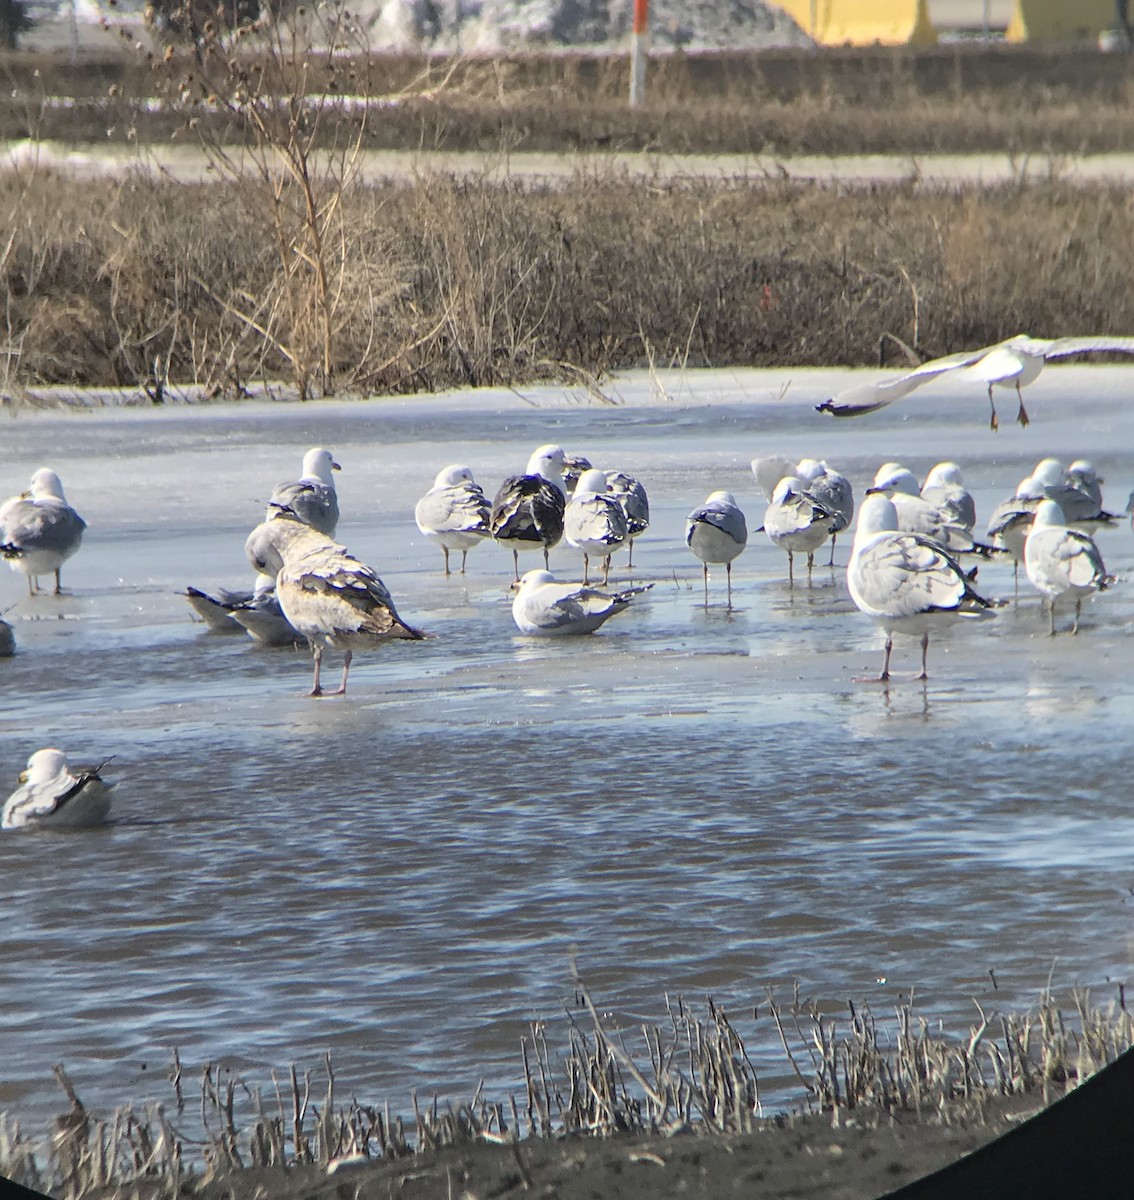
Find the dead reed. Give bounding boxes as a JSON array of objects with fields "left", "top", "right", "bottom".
[{"left": 2, "top": 982, "right": 1132, "bottom": 1196}]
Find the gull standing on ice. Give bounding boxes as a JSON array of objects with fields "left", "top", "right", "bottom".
[
  {"left": 796, "top": 459, "right": 854, "bottom": 565},
  {"left": 564, "top": 469, "right": 628, "bottom": 585},
  {"left": 0, "top": 468, "right": 86, "bottom": 595},
  {"left": 490, "top": 444, "right": 567, "bottom": 580},
  {"left": 817, "top": 334, "right": 1134, "bottom": 430},
  {"left": 414, "top": 465, "right": 492, "bottom": 575},
  {"left": 3, "top": 748, "right": 113, "bottom": 830},
  {"left": 867, "top": 463, "right": 985, "bottom": 555},
  {"left": 848, "top": 494, "right": 995, "bottom": 682},
  {"left": 686, "top": 491, "right": 747, "bottom": 602},
  {"left": 1024, "top": 499, "right": 1113, "bottom": 635},
  {"left": 268, "top": 447, "right": 341, "bottom": 537},
  {"left": 605, "top": 471, "right": 650, "bottom": 567},
  {"left": 919, "top": 462, "right": 977, "bottom": 532},
  {"left": 255, "top": 508, "right": 424, "bottom": 696},
  {"left": 511, "top": 570, "right": 651, "bottom": 636},
  {"left": 762, "top": 476, "right": 839, "bottom": 584}
]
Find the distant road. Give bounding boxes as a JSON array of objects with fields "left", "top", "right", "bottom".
[{"left": 7, "top": 140, "right": 1134, "bottom": 186}]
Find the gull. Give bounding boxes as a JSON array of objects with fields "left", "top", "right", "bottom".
[
  {"left": 1024, "top": 499, "right": 1114, "bottom": 635},
  {"left": 986, "top": 474, "right": 1042, "bottom": 587},
  {"left": 1028, "top": 457, "right": 1117, "bottom": 529},
  {"left": 796, "top": 459, "right": 854, "bottom": 565},
  {"left": 490, "top": 444, "right": 567, "bottom": 580},
  {"left": 1066, "top": 459, "right": 1104, "bottom": 511},
  {"left": 817, "top": 334, "right": 1134, "bottom": 430},
  {"left": 751, "top": 455, "right": 800, "bottom": 501},
  {"left": 511, "top": 570, "right": 651, "bottom": 636},
  {"left": 564, "top": 469, "right": 629, "bottom": 585},
  {"left": 0, "top": 468, "right": 86, "bottom": 595},
  {"left": 867, "top": 463, "right": 987, "bottom": 555},
  {"left": 414, "top": 465, "right": 492, "bottom": 575},
  {"left": 919, "top": 462, "right": 976, "bottom": 532},
  {"left": 183, "top": 580, "right": 266, "bottom": 633},
  {"left": 3, "top": 749, "right": 114, "bottom": 831},
  {"left": 605, "top": 471, "right": 650, "bottom": 567},
  {"left": 267, "top": 447, "right": 341, "bottom": 537},
  {"left": 848, "top": 494, "right": 995, "bottom": 682},
  {"left": 686, "top": 491, "right": 747, "bottom": 601},
  {"left": 562, "top": 454, "right": 593, "bottom": 495},
  {"left": 184, "top": 575, "right": 301, "bottom": 646},
  {"left": 761, "top": 476, "right": 840, "bottom": 584},
  {"left": 254, "top": 508, "right": 425, "bottom": 696},
  {"left": 0, "top": 614, "right": 13, "bottom": 657}
]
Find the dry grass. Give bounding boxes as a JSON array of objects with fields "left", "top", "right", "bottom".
[
  {"left": 3, "top": 168, "right": 1134, "bottom": 400},
  {"left": 1, "top": 981, "right": 1132, "bottom": 1196}
]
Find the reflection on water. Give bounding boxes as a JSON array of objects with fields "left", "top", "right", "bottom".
[{"left": 1, "top": 369, "right": 1133, "bottom": 1128}]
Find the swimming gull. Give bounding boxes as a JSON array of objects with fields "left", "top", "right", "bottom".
[
  {"left": 490, "top": 444, "right": 567, "bottom": 580},
  {"left": 256, "top": 508, "right": 425, "bottom": 696},
  {"left": 1024, "top": 499, "right": 1114, "bottom": 635},
  {"left": 686, "top": 491, "right": 747, "bottom": 601},
  {"left": 848, "top": 494, "right": 995, "bottom": 682},
  {"left": 564, "top": 469, "right": 629, "bottom": 585},
  {"left": 267, "top": 447, "right": 341, "bottom": 537},
  {"left": 0, "top": 468, "right": 86, "bottom": 595},
  {"left": 511, "top": 569, "right": 651, "bottom": 636},
  {"left": 414, "top": 464, "right": 492, "bottom": 575},
  {"left": 3, "top": 748, "right": 114, "bottom": 830},
  {"left": 919, "top": 462, "right": 977, "bottom": 532},
  {"left": 605, "top": 471, "right": 650, "bottom": 567},
  {"left": 817, "top": 334, "right": 1134, "bottom": 430},
  {"left": 762, "top": 476, "right": 840, "bottom": 584}
]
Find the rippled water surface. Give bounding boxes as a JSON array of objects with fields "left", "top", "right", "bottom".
[{"left": 2, "top": 367, "right": 1133, "bottom": 1129}]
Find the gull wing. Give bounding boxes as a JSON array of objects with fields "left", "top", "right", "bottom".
[
  {"left": 853, "top": 533, "right": 986, "bottom": 617},
  {"left": 1042, "top": 336, "right": 1134, "bottom": 361}
]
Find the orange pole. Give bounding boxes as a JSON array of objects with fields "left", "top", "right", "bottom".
[
  {"left": 632, "top": 0, "right": 648, "bottom": 34},
  {"left": 629, "top": 0, "right": 649, "bottom": 107}
]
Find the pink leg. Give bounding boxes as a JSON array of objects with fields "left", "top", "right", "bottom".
[
  {"left": 309, "top": 644, "right": 325, "bottom": 697},
  {"left": 330, "top": 649, "right": 353, "bottom": 696},
  {"left": 1015, "top": 381, "right": 1030, "bottom": 427},
  {"left": 916, "top": 633, "right": 929, "bottom": 681}
]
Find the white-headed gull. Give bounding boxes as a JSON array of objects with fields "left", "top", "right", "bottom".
[
  {"left": 817, "top": 334, "right": 1134, "bottom": 430},
  {"left": 0, "top": 468, "right": 86, "bottom": 595},
  {"left": 268, "top": 448, "right": 341, "bottom": 537},
  {"left": 490, "top": 445, "right": 567, "bottom": 579},
  {"left": 867, "top": 463, "right": 985, "bottom": 555},
  {"left": 686, "top": 491, "right": 747, "bottom": 601},
  {"left": 564, "top": 469, "right": 628, "bottom": 585},
  {"left": 762, "top": 476, "right": 839, "bottom": 584},
  {"left": 1024, "top": 499, "right": 1114, "bottom": 635},
  {"left": 254, "top": 510, "right": 424, "bottom": 696},
  {"left": 511, "top": 569, "right": 651, "bottom": 636},
  {"left": 3, "top": 749, "right": 113, "bottom": 830},
  {"left": 848, "top": 494, "right": 994, "bottom": 682},
  {"left": 920, "top": 462, "right": 976, "bottom": 532},
  {"left": 605, "top": 471, "right": 650, "bottom": 567},
  {"left": 414, "top": 465, "right": 492, "bottom": 575}
]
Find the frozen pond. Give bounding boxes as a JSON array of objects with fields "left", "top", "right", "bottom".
[{"left": 1, "top": 366, "right": 1133, "bottom": 1131}]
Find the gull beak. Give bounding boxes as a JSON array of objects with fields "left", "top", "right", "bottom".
[
  {"left": 331, "top": 460, "right": 342, "bottom": 472},
  {"left": 18, "top": 769, "right": 28, "bottom": 783},
  {"left": 864, "top": 485, "right": 885, "bottom": 495}
]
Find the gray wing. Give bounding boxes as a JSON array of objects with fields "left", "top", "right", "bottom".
[
  {"left": 415, "top": 484, "right": 490, "bottom": 537},
  {"left": 688, "top": 501, "right": 747, "bottom": 545},
  {"left": 852, "top": 534, "right": 986, "bottom": 617},
  {"left": 808, "top": 474, "right": 854, "bottom": 530},
  {"left": 1043, "top": 336, "right": 1134, "bottom": 361},
  {"left": 268, "top": 481, "right": 339, "bottom": 537},
  {"left": 0, "top": 499, "right": 86, "bottom": 556},
  {"left": 606, "top": 473, "right": 650, "bottom": 535}
]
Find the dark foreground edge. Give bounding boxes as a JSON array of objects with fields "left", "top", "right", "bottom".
[{"left": 880, "top": 1045, "right": 1134, "bottom": 1199}]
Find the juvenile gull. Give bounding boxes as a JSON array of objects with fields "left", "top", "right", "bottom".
[
  {"left": 256, "top": 509, "right": 424, "bottom": 696},
  {"left": 817, "top": 334, "right": 1134, "bottom": 430},
  {"left": 920, "top": 462, "right": 977, "bottom": 532},
  {"left": 267, "top": 447, "right": 341, "bottom": 537},
  {"left": 605, "top": 471, "right": 650, "bottom": 567},
  {"left": 511, "top": 569, "right": 651, "bottom": 636},
  {"left": 762, "top": 476, "right": 839, "bottom": 584},
  {"left": 414, "top": 465, "right": 492, "bottom": 575},
  {"left": 564, "top": 469, "right": 628, "bottom": 585},
  {"left": 1024, "top": 499, "right": 1114, "bottom": 635},
  {"left": 686, "top": 491, "right": 747, "bottom": 602},
  {"left": 490, "top": 444, "right": 567, "bottom": 580},
  {"left": 848, "top": 494, "right": 995, "bottom": 682},
  {"left": 0, "top": 468, "right": 86, "bottom": 595},
  {"left": 2, "top": 748, "right": 113, "bottom": 831}
]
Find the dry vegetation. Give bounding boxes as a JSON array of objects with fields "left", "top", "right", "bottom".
[{"left": 1, "top": 983, "right": 1131, "bottom": 1196}]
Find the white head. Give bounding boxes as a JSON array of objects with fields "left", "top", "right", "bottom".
[
  {"left": 855, "top": 494, "right": 901, "bottom": 540},
  {"left": 435, "top": 464, "right": 475, "bottom": 488},
  {"left": 771, "top": 476, "right": 806, "bottom": 504},
  {"left": 28, "top": 468, "right": 67, "bottom": 502},
  {"left": 22, "top": 748, "right": 69, "bottom": 785},
  {"left": 1067, "top": 460, "right": 1100, "bottom": 484},
  {"left": 794, "top": 458, "right": 824, "bottom": 483},
  {"left": 706, "top": 490, "right": 738, "bottom": 506},
  {"left": 923, "top": 462, "right": 964, "bottom": 489},
  {"left": 869, "top": 464, "right": 919, "bottom": 496},
  {"left": 574, "top": 469, "right": 610, "bottom": 498},
  {"left": 516, "top": 569, "right": 555, "bottom": 592},
  {"left": 526, "top": 445, "right": 567, "bottom": 491},
  {"left": 300, "top": 448, "right": 341, "bottom": 487},
  {"left": 1032, "top": 458, "right": 1065, "bottom": 488},
  {"left": 1032, "top": 498, "right": 1067, "bottom": 530}
]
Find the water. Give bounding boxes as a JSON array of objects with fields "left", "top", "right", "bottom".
[{"left": 2, "top": 366, "right": 1133, "bottom": 1133}]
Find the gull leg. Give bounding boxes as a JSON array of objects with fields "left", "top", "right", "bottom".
[
  {"left": 1015, "top": 381, "right": 1030, "bottom": 428},
  {"left": 726, "top": 561, "right": 733, "bottom": 606},
  {"left": 442, "top": 546, "right": 451, "bottom": 576},
  {"left": 602, "top": 554, "right": 611, "bottom": 586},
  {"left": 331, "top": 649, "right": 353, "bottom": 696},
  {"left": 582, "top": 553, "right": 590, "bottom": 585},
  {"left": 916, "top": 633, "right": 929, "bottom": 681},
  {"left": 54, "top": 568, "right": 63, "bottom": 595},
  {"left": 309, "top": 644, "right": 325, "bottom": 697},
  {"left": 26, "top": 575, "right": 34, "bottom": 596},
  {"left": 543, "top": 546, "right": 550, "bottom": 570},
  {"left": 806, "top": 552, "right": 815, "bottom": 585},
  {"left": 512, "top": 548, "right": 520, "bottom": 582},
  {"left": 460, "top": 549, "right": 469, "bottom": 573},
  {"left": 827, "top": 532, "right": 837, "bottom": 568},
  {"left": 703, "top": 563, "right": 709, "bottom": 603},
  {"left": 1047, "top": 599, "right": 1056, "bottom": 637},
  {"left": 987, "top": 384, "right": 999, "bottom": 433},
  {"left": 880, "top": 637, "right": 893, "bottom": 682},
  {"left": 1072, "top": 598, "right": 1082, "bottom": 635},
  {"left": 787, "top": 550, "right": 794, "bottom": 586},
  {"left": 628, "top": 539, "right": 635, "bottom": 568}
]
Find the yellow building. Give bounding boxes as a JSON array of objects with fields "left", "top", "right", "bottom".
[
  {"left": 1006, "top": 0, "right": 1121, "bottom": 41},
  {"left": 773, "top": 0, "right": 938, "bottom": 45}
]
